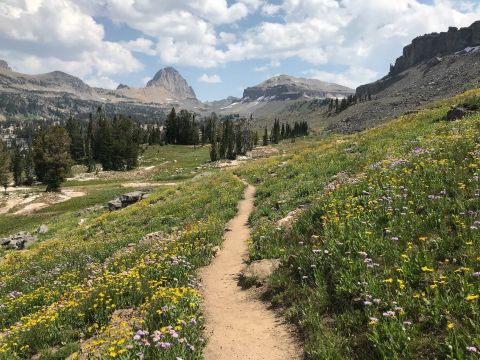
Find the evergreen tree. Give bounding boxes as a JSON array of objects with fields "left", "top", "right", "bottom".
[
  {"left": 65, "top": 115, "right": 85, "bottom": 163},
  {"left": 165, "top": 107, "right": 177, "bottom": 144},
  {"left": 86, "top": 113, "right": 95, "bottom": 172},
  {"left": 12, "top": 145, "right": 23, "bottom": 186},
  {"left": 226, "top": 120, "right": 235, "bottom": 160},
  {"left": 24, "top": 147, "right": 35, "bottom": 186},
  {"left": 33, "top": 127, "right": 47, "bottom": 182},
  {"left": 36, "top": 125, "right": 73, "bottom": 192},
  {"left": 262, "top": 127, "right": 268, "bottom": 146},
  {"left": 0, "top": 140, "right": 10, "bottom": 193}
]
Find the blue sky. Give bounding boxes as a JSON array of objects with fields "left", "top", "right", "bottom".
[{"left": 1, "top": 0, "right": 480, "bottom": 101}]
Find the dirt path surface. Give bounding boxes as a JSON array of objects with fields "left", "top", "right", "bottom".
[{"left": 200, "top": 181, "right": 301, "bottom": 360}]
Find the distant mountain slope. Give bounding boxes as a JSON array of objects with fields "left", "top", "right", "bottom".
[
  {"left": 207, "top": 75, "right": 353, "bottom": 118},
  {"left": 328, "top": 20, "right": 480, "bottom": 133},
  {"left": 0, "top": 61, "right": 198, "bottom": 121},
  {"left": 243, "top": 75, "right": 353, "bottom": 101}
]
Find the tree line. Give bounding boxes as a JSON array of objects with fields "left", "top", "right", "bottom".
[
  {"left": 1, "top": 109, "right": 146, "bottom": 192},
  {"left": 328, "top": 94, "right": 372, "bottom": 113},
  {"left": 262, "top": 119, "right": 309, "bottom": 146}
]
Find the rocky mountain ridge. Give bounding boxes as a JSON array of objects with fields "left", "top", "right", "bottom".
[
  {"left": 329, "top": 20, "right": 480, "bottom": 133},
  {"left": 357, "top": 20, "right": 480, "bottom": 97},
  {"left": 243, "top": 74, "right": 353, "bottom": 101},
  {"left": 0, "top": 60, "right": 199, "bottom": 121}
]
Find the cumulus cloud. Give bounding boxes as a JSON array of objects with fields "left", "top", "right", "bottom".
[
  {"left": 307, "top": 67, "right": 379, "bottom": 89},
  {"left": 85, "top": 75, "right": 119, "bottom": 89},
  {"left": 198, "top": 74, "right": 222, "bottom": 83},
  {"left": 3, "top": 0, "right": 480, "bottom": 88},
  {"left": 0, "top": 0, "right": 142, "bottom": 81},
  {"left": 121, "top": 38, "right": 156, "bottom": 56}
]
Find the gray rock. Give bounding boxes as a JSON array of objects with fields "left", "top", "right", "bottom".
[
  {"left": 446, "top": 107, "right": 468, "bottom": 121},
  {"left": 107, "top": 198, "right": 123, "bottom": 211},
  {"left": 107, "top": 190, "right": 150, "bottom": 211},
  {"left": 0, "top": 231, "right": 37, "bottom": 250},
  {"left": 119, "top": 191, "right": 146, "bottom": 204},
  {"left": 242, "top": 259, "right": 281, "bottom": 285},
  {"left": 37, "top": 224, "right": 49, "bottom": 234}
]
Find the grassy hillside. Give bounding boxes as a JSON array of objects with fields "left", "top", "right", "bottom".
[
  {"left": 0, "top": 173, "right": 244, "bottom": 359},
  {"left": 238, "top": 89, "right": 480, "bottom": 358},
  {"left": 1, "top": 90, "right": 480, "bottom": 359}
]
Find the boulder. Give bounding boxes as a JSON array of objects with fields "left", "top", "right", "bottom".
[
  {"left": 37, "top": 224, "right": 48, "bottom": 234},
  {"left": 0, "top": 231, "right": 37, "bottom": 250},
  {"left": 242, "top": 259, "right": 281, "bottom": 285},
  {"left": 108, "top": 190, "right": 150, "bottom": 211},
  {"left": 107, "top": 198, "right": 123, "bottom": 211},
  {"left": 446, "top": 106, "right": 468, "bottom": 121},
  {"left": 119, "top": 191, "right": 147, "bottom": 204}
]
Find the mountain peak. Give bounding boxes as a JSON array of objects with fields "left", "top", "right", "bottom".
[
  {"left": 0, "top": 59, "right": 12, "bottom": 72},
  {"left": 146, "top": 67, "right": 196, "bottom": 99},
  {"left": 243, "top": 74, "right": 353, "bottom": 101}
]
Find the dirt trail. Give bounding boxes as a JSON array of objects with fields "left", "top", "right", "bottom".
[{"left": 200, "top": 181, "right": 301, "bottom": 360}]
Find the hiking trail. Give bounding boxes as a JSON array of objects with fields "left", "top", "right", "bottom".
[{"left": 200, "top": 180, "right": 301, "bottom": 360}]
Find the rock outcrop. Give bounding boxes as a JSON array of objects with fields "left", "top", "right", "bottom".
[
  {"left": 107, "top": 190, "right": 150, "bottom": 210},
  {"left": 392, "top": 21, "right": 480, "bottom": 75},
  {"left": 0, "top": 59, "right": 12, "bottom": 72},
  {"left": 358, "top": 21, "right": 480, "bottom": 97},
  {"left": 241, "top": 259, "right": 281, "bottom": 286},
  {"left": 146, "top": 67, "right": 196, "bottom": 99},
  {"left": 243, "top": 75, "right": 353, "bottom": 101},
  {"left": 1, "top": 232, "right": 37, "bottom": 250}
]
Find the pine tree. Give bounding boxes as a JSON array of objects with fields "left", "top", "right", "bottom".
[
  {"left": 12, "top": 145, "right": 23, "bottom": 186},
  {"left": 0, "top": 140, "right": 10, "bottom": 193},
  {"left": 65, "top": 115, "right": 85, "bottom": 163},
  {"left": 35, "top": 125, "right": 73, "bottom": 192},
  {"left": 262, "top": 127, "right": 268, "bottom": 146},
  {"left": 165, "top": 107, "right": 177, "bottom": 144},
  {"left": 86, "top": 114, "right": 95, "bottom": 172},
  {"left": 24, "top": 147, "right": 35, "bottom": 186},
  {"left": 226, "top": 120, "right": 235, "bottom": 160},
  {"left": 33, "top": 127, "right": 47, "bottom": 182}
]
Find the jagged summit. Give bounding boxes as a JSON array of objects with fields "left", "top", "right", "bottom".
[
  {"left": 146, "top": 67, "right": 196, "bottom": 99},
  {"left": 0, "top": 59, "right": 12, "bottom": 72},
  {"left": 116, "top": 83, "right": 130, "bottom": 90}
]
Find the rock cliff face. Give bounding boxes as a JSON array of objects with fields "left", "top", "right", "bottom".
[
  {"left": 146, "top": 67, "right": 196, "bottom": 99},
  {"left": 393, "top": 21, "right": 480, "bottom": 75},
  {"left": 0, "top": 59, "right": 12, "bottom": 72},
  {"left": 358, "top": 21, "right": 480, "bottom": 96},
  {"left": 243, "top": 75, "right": 353, "bottom": 101}
]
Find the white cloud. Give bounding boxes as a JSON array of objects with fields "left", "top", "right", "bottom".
[
  {"left": 121, "top": 38, "right": 156, "bottom": 56},
  {"left": 254, "top": 59, "right": 280, "bottom": 71},
  {"left": 198, "top": 74, "right": 222, "bottom": 83},
  {"left": 3, "top": 0, "right": 480, "bottom": 90},
  {"left": 307, "top": 66, "right": 379, "bottom": 89},
  {"left": 0, "top": 0, "right": 142, "bottom": 81},
  {"left": 85, "top": 75, "right": 119, "bottom": 89}
]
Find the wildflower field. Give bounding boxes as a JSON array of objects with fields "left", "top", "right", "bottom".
[
  {"left": 238, "top": 90, "right": 480, "bottom": 358},
  {"left": 0, "top": 173, "right": 244, "bottom": 359}
]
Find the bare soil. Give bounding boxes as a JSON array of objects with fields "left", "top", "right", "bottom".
[{"left": 200, "top": 181, "right": 301, "bottom": 360}]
